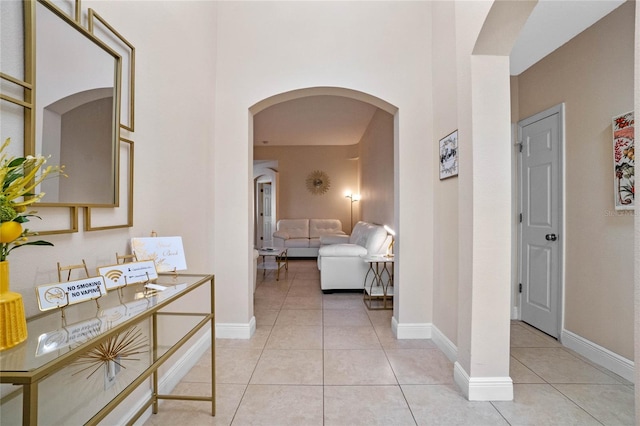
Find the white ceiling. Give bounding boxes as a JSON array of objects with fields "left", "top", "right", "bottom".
[
  {"left": 254, "top": 95, "right": 378, "bottom": 146},
  {"left": 510, "top": 0, "right": 625, "bottom": 75},
  {"left": 254, "top": 1, "right": 624, "bottom": 146}
]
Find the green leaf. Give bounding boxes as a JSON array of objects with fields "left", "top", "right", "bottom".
[
  {"left": 7, "top": 240, "right": 54, "bottom": 255},
  {"left": 21, "top": 240, "right": 54, "bottom": 247},
  {"left": 7, "top": 158, "right": 26, "bottom": 168}
]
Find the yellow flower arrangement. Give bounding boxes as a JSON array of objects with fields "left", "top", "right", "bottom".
[{"left": 0, "top": 138, "right": 65, "bottom": 261}]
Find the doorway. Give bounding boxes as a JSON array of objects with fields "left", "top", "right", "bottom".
[
  {"left": 517, "top": 104, "right": 564, "bottom": 338},
  {"left": 253, "top": 166, "right": 279, "bottom": 249},
  {"left": 257, "top": 182, "right": 273, "bottom": 247}
]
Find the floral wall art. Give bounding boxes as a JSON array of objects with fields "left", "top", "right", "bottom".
[{"left": 612, "top": 111, "right": 634, "bottom": 210}]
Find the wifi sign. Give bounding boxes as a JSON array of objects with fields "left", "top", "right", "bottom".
[{"left": 105, "top": 269, "right": 124, "bottom": 283}]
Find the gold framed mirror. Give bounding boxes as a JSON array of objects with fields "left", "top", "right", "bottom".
[
  {"left": 1, "top": 0, "right": 134, "bottom": 233},
  {"left": 31, "top": 0, "right": 121, "bottom": 207}
]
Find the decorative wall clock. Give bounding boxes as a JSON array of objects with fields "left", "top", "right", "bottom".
[{"left": 306, "top": 170, "right": 331, "bottom": 195}]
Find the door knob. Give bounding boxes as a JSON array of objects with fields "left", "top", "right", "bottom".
[{"left": 545, "top": 234, "right": 557, "bottom": 241}]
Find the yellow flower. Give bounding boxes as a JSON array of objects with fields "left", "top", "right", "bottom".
[
  {"left": 0, "top": 138, "right": 64, "bottom": 260},
  {"left": 0, "top": 221, "right": 22, "bottom": 243}
]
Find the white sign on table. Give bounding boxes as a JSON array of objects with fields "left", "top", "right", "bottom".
[
  {"left": 35, "top": 276, "right": 107, "bottom": 311},
  {"left": 97, "top": 260, "right": 158, "bottom": 290},
  {"left": 131, "top": 236, "right": 187, "bottom": 272}
]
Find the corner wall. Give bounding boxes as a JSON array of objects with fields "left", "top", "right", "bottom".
[
  {"left": 431, "top": 0, "right": 459, "bottom": 348},
  {"left": 359, "top": 109, "right": 394, "bottom": 228}
]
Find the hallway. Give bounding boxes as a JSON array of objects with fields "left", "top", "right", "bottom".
[{"left": 145, "top": 260, "right": 635, "bottom": 425}]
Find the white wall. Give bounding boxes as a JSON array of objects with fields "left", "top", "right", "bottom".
[
  {"left": 359, "top": 109, "right": 394, "bottom": 229},
  {"left": 1, "top": 1, "right": 218, "bottom": 422},
  {"left": 1, "top": 1, "right": 218, "bottom": 319},
  {"left": 213, "top": 1, "right": 434, "bottom": 330},
  {"left": 432, "top": 0, "right": 459, "bottom": 346}
]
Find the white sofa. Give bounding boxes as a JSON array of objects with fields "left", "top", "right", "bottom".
[
  {"left": 273, "top": 219, "right": 345, "bottom": 257},
  {"left": 317, "top": 221, "right": 391, "bottom": 292}
]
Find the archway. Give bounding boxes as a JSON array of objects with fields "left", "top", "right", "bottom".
[{"left": 248, "top": 86, "right": 399, "bottom": 326}]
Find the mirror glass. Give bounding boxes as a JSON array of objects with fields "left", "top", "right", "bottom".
[{"left": 35, "top": 0, "right": 119, "bottom": 206}]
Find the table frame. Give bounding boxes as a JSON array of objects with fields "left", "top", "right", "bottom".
[
  {"left": 0, "top": 273, "right": 215, "bottom": 425},
  {"left": 363, "top": 256, "right": 394, "bottom": 310},
  {"left": 257, "top": 248, "right": 289, "bottom": 281}
]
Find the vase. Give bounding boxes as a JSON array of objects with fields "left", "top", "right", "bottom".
[{"left": 0, "top": 260, "right": 28, "bottom": 350}]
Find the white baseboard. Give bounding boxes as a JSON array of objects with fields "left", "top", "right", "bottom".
[
  {"left": 392, "top": 317, "right": 432, "bottom": 339},
  {"left": 561, "top": 328, "right": 635, "bottom": 383},
  {"left": 511, "top": 306, "right": 519, "bottom": 320},
  {"left": 129, "top": 330, "right": 212, "bottom": 425},
  {"left": 454, "top": 362, "right": 514, "bottom": 401},
  {"left": 431, "top": 325, "right": 457, "bottom": 363},
  {"left": 215, "top": 316, "right": 256, "bottom": 339}
]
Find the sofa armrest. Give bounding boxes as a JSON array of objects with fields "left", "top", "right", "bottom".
[
  {"left": 320, "top": 234, "right": 349, "bottom": 245},
  {"left": 318, "top": 243, "right": 367, "bottom": 257},
  {"left": 273, "top": 230, "right": 290, "bottom": 239}
]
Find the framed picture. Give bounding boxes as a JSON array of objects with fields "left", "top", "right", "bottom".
[
  {"left": 439, "top": 130, "right": 459, "bottom": 180},
  {"left": 612, "top": 111, "right": 634, "bottom": 210}
]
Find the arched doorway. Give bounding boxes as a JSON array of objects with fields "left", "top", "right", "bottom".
[{"left": 249, "top": 86, "right": 399, "bottom": 320}]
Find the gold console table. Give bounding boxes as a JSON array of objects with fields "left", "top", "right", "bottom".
[{"left": 0, "top": 273, "right": 215, "bottom": 425}]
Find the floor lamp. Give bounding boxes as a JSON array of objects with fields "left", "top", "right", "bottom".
[{"left": 345, "top": 192, "right": 361, "bottom": 231}]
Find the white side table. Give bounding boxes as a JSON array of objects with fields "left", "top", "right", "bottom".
[
  {"left": 257, "top": 247, "right": 289, "bottom": 281},
  {"left": 362, "top": 255, "right": 394, "bottom": 310}
]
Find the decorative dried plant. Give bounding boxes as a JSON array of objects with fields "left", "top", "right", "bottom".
[{"left": 72, "top": 326, "right": 148, "bottom": 379}]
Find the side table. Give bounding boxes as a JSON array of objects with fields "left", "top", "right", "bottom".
[
  {"left": 362, "top": 255, "right": 394, "bottom": 310},
  {"left": 257, "top": 247, "right": 289, "bottom": 281}
]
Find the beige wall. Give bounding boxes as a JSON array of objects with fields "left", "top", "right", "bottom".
[
  {"left": 432, "top": 0, "right": 459, "bottom": 346},
  {"left": 359, "top": 109, "right": 394, "bottom": 229},
  {"left": 635, "top": 0, "right": 640, "bottom": 409},
  {"left": 253, "top": 108, "right": 394, "bottom": 234},
  {"left": 515, "top": 1, "right": 635, "bottom": 359},
  {"left": 254, "top": 145, "right": 358, "bottom": 232}
]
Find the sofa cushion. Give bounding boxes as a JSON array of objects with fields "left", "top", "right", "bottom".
[
  {"left": 309, "top": 219, "right": 345, "bottom": 239},
  {"left": 318, "top": 243, "right": 367, "bottom": 257},
  {"left": 348, "top": 221, "right": 388, "bottom": 254},
  {"left": 349, "top": 221, "right": 370, "bottom": 245},
  {"left": 276, "top": 219, "right": 309, "bottom": 239},
  {"left": 320, "top": 234, "right": 350, "bottom": 245},
  {"left": 285, "top": 238, "right": 311, "bottom": 248},
  {"left": 309, "top": 238, "right": 321, "bottom": 248}
]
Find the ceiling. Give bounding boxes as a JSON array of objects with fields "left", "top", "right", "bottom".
[
  {"left": 254, "top": 95, "right": 378, "bottom": 147},
  {"left": 509, "top": 0, "right": 624, "bottom": 75},
  {"left": 254, "top": 1, "right": 625, "bottom": 146}
]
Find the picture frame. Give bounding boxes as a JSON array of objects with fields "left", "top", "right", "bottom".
[
  {"left": 612, "top": 111, "right": 634, "bottom": 210},
  {"left": 439, "top": 130, "right": 459, "bottom": 180}
]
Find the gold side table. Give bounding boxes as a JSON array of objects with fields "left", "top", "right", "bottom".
[
  {"left": 362, "top": 255, "right": 394, "bottom": 310},
  {"left": 257, "top": 247, "right": 289, "bottom": 281}
]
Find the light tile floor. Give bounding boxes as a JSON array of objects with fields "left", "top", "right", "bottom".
[{"left": 145, "top": 260, "right": 636, "bottom": 425}]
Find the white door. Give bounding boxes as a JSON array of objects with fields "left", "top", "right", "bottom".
[
  {"left": 256, "top": 182, "right": 265, "bottom": 246},
  {"left": 518, "top": 105, "right": 563, "bottom": 338},
  {"left": 262, "top": 184, "right": 273, "bottom": 246}
]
